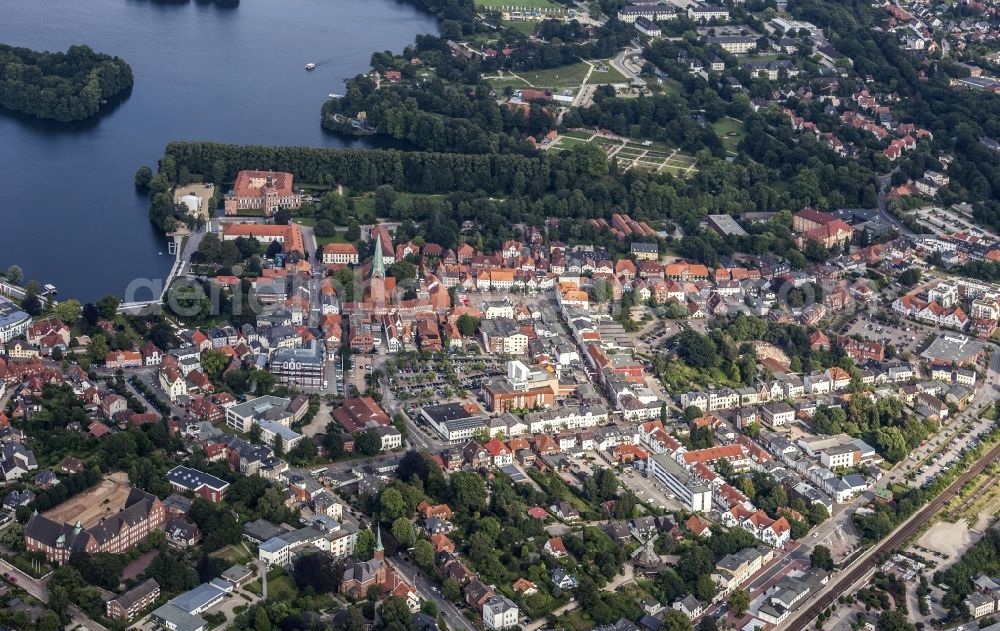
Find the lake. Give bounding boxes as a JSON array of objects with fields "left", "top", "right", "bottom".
[{"left": 0, "top": 0, "right": 438, "bottom": 302}]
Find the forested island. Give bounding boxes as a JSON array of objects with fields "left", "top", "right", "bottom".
[{"left": 0, "top": 43, "right": 133, "bottom": 122}]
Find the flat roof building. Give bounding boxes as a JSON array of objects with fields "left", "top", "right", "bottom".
[
  {"left": 647, "top": 453, "right": 712, "bottom": 512},
  {"left": 706, "top": 215, "right": 748, "bottom": 237},
  {"left": 920, "top": 333, "right": 984, "bottom": 366},
  {"left": 166, "top": 466, "right": 229, "bottom": 503}
]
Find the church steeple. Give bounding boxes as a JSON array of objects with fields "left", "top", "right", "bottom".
[
  {"left": 374, "top": 525, "right": 384, "bottom": 561},
  {"left": 372, "top": 232, "right": 385, "bottom": 279}
]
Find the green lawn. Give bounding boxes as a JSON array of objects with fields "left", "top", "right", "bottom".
[
  {"left": 557, "top": 609, "right": 593, "bottom": 631},
  {"left": 587, "top": 60, "right": 630, "bottom": 85},
  {"left": 492, "top": 62, "right": 592, "bottom": 90},
  {"left": 656, "top": 77, "right": 684, "bottom": 96},
  {"left": 712, "top": 116, "right": 746, "bottom": 153},
  {"left": 265, "top": 573, "right": 298, "bottom": 602},
  {"left": 211, "top": 543, "right": 253, "bottom": 565},
  {"left": 502, "top": 20, "right": 538, "bottom": 35}
]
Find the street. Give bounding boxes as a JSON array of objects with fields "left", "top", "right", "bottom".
[
  {"left": 390, "top": 556, "right": 475, "bottom": 631},
  {"left": 609, "top": 48, "right": 645, "bottom": 86}
]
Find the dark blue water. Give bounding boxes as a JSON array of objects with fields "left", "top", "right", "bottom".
[{"left": 0, "top": 0, "right": 437, "bottom": 302}]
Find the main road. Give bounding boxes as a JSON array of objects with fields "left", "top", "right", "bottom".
[{"left": 390, "top": 556, "right": 475, "bottom": 631}]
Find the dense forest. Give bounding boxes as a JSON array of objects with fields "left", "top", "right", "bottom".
[
  {"left": 0, "top": 43, "right": 133, "bottom": 122},
  {"left": 153, "top": 136, "right": 866, "bottom": 267}
]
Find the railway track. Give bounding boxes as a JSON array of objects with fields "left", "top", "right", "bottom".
[{"left": 778, "top": 438, "right": 1000, "bottom": 630}]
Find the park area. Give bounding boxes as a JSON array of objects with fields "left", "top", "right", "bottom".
[
  {"left": 487, "top": 60, "right": 630, "bottom": 92},
  {"left": 42, "top": 472, "right": 134, "bottom": 528},
  {"left": 713, "top": 116, "right": 746, "bottom": 154},
  {"left": 546, "top": 130, "right": 699, "bottom": 177}
]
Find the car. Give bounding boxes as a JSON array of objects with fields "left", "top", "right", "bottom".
[
  {"left": 8, "top": 577, "right": 15, "bottom": 583},
  {"left": 812, "top": 532, "right": 819, "bottom": 538}
]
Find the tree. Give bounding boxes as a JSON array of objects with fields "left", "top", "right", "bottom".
[
  {"left": 201, "top": 350, "right": 228, "bottom": 380},
  {"left": 388, "top": 260, "right": 417, "bottom": 283},
  {"left": 254, "top": 607, "right": 272, "bottom": 631},
  {"left": 677, "top": 329, "right": 717, "bottom": 370},
  {"left": 287, "top": 438, "right": 318, "bottom": 465},
  {"left": 898, "top": 268, "right": 921, "bottom": 287},
  {"left": 356, "top": 529, "right": 375, "bottom": 560},
  {"left": 356, "top": 429, "right": 382, "bottom": 456},
  {"left": 374, "top": 186, "right": 398, "bottom": 216},
  {"left": 96, "top": 294, "right": 120, "bottom": 320},
  {"left": 378, "top": 595, "right": 411, "bottom": 631},
  {"left": 442, "top": 578, "right": 461, "bottom": 602},
  {"left": 49, "top": 584, "right": 70, "bottom": 623},
  {"left": 273, "top": 209, "right": 291, "bottom": 225},
  {"left": 731, "top": 588, "right": 750, "bottom": 618},
  {"left": 292, "top": 551, "right": 340, "bottom": 593},
  {"left": 420, "top": 599, "right": 438, "bottom": 618},
  {"left": 456, "top": 314, "right": 479, "bottom": 337},
  {"left": 808, "top": 502, "right": 829, "bottom": 526},
  {"left": 876, "top": 611, "right": 914, "bottom": 631},
  {"left": 694, "top": 574, "right": 716, "bottom": 601},
  {"left": 266, "top": 240, "right": 283, "bottom": 258},
  {"left": 449, "top": 471, "right": 487, "bottom": 512},
  {"left": 662, "top": 610, "right": 694, "bottom": 631},
  {"left": 37, "top": 611, "right": 61, "bottom": 631},
  {"left": 663, "top": 301, "right": 688, "bottom": 319},
  {"left": 412, "top": 539, "right": 435, "bottom": 570},
  {"left": 379, "top": 488, "right": 407, "bottom": 522},
  {"left": 346, "top": 220, "right": 361, "bottom": 241},
  {"left": 391, "top": 517, "right": 415, "bottom": 548},
  {"left": 52, "top": 299, "right": 81, "bottom": 325},
  {"left": 21, "top": 289, "right": 42, "bottom": 317},
  {"left": 810, "top": 545, "right": 834, "bottom": 571},
  {"left": 875, "top": 426, "right": 908, "bottom": 463},
  {"left": 135, "top": 165, "right": 153, "bottom": 189},
  {"left": 5, "top": 265, "right": 23, "bottom": 286}
]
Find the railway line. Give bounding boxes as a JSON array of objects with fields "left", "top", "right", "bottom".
[{"left": 778, "top": 437, "right": 1000, "bottom": 630}]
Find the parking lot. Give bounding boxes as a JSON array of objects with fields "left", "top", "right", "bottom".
[
  {"left": 840, "top": 313, "right": 934, "bottom": 357},
  {"left": 383, "top": 354, "right": 505, "bottom": 404},
  {"left": 907, "top": 416, "right": 991, "bottom": 488},
  {"left": 637, "top": 318, "right": 709, "bottom": 354},
  {"left": 619, "top": 468, "right": 685, "bottom": 513}
]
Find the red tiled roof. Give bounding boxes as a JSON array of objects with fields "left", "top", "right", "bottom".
[{"left": 232, "top": 170, "right": 294, "bottom": 197}]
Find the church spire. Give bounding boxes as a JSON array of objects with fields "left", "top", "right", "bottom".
[
  {"left": 372, "top": 231, "right": 385, "bottom": 279},
  {"left": 374, "top": 525, "right": 384, "bottom": 561}
]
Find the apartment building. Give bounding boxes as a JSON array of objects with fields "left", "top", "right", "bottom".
[{"left": 647, "top": 453, "right": 712, "bottom": 512}]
